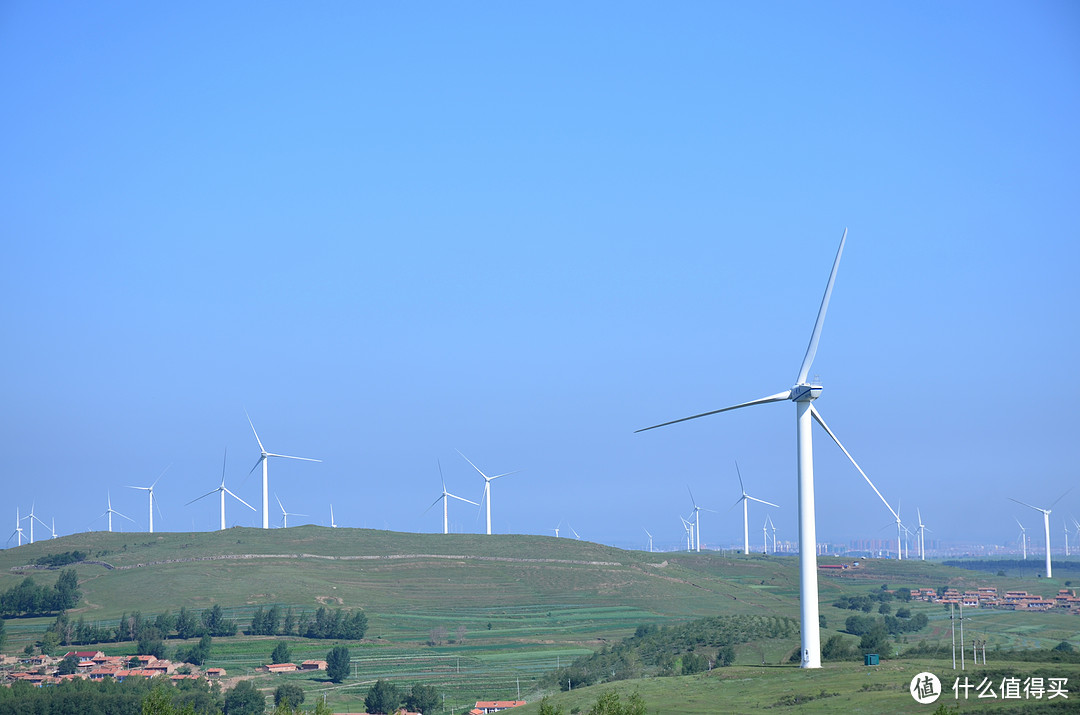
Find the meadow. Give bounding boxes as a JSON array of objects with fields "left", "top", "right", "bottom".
[{"left": 2, "top": 528, "right": 1077, "bottom": 713}]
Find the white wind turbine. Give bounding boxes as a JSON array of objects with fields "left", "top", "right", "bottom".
[
  {"left": 51, "top": 517, "right": 58, "bottom": 539},
  {"left": 128, "top": 465, "right": 170, "bottom": 534},
  {"left": 96, "top": 492, "right": 134, "bottom": 533},
  {"left": 456, "top": 450, "right": 518, "bottom": 535},
  {"left": 275, "top": 494, "right": 306, "bottom": 529},
  {"left": 644, "top": 528, "right": 654, "bottom": 553},
  {"left": 1015, "top": 517, "right": 1027, "bottom": 560},
  {"left": 1064, "top": 519, "right": 1069, "bottom": 558},
  {"left": 9, "top": 508, "right": 25, "bottom": 546},
  {"left": 916, "top": 508, "right": 929, "bottom": 560},
  {"left": 686, "top": 488, "right": 715, "bottom": 552},
  {"left": 732, "top": 462, "right": 780, "bottom": 556},
  {"left": 23, "top": 503, "right": 49, "bottom": 544},
  {"left": 769, "top": 514, "right": 778, "bottom": 553},
  {"left": 1009, "top": 490, "right": 1070, "bottom": 579},
  {"left": 762, "top": 517, "right": 769, "bottom": 554},
  {"left": 680, "top": 516, "right": 693, "bottom": 552},
  {"left": 187, "top": 449, "right": 255, "bottom": 530},
  {"left": 330, "top": 504, "right": 337, "bottom": 528},
  {"left": 551, "top": 522, "right": 561, "bottom": 538},
  {"left": 638, "top": 229, "right": 892, "bottom": 668},
  {"left": 247, "top": 413, "right": 322, "bottom": 530},
  {"left": 567, "top": 524, "right": 581, "bottom": 540},
  {"left": 425, "top": 461, "right": 479, "bottom": 534}
]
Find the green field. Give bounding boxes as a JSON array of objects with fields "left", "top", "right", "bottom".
[{"left": 2, "top": 528, "right": 1078, "bottom": 713}]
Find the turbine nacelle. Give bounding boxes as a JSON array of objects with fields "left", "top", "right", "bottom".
[{"left": 790, "top": 384, "right": 822, "bottom": 402}]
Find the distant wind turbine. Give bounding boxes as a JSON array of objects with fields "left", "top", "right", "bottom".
[
  {"left": 1009, "top": 489, "right": 1071, "bottom": 578},
  {"left": 1015, "top": 517, "right": 1027, "bottom": 560},
  {"left": 916, "top": 508, "right": 930, "bottom": 560},
  {"left": 769, "top": 514, "right": 778, "bottom": 553},
  {"left": 762, "top": 517, "right": 769, "bottom": 554},
  {"left": 425, "top": 460, "right": 479, "bottom": 534},
  {"left": 96, "top": 492, "right": 134, "bottom": 533},
  {"left": 275, "top": 494, "right": 306, "bottom": 529},
  {"left": 128, "top": 464, "right": 170, "bottom": 533},
  {"left": 9, "top": 508, "right": 25, "bottom": 546},
  {"left": 23, "top": 503, "right": 49, "bottom": 544},
  {"left": 732, "top": 462, "right": 779, "bottom": 556},
  {"left": 567, "top": 524, "right": 581, "bottom": 540},
  {"left": 638, "top": 229, "right": 887, "bottom": 668},
  {"left": 680, "top": 516, "right": 693, "bottom": 552},
  {"left": 247, "top": 412, "right": 321, "bottom": 529},
  {"left": 187, "top": 449, "right": 255, "bottom": 530},
  {"left": 644, "top": 528, "right": 654, "bottom": 553},
  {"left": 686, "top": 488, "right": 715, "bottom": 552},
  {"left": 330, "top": 504, "right": 337, "bottom": 528},
  {"left": 456, "top": 450, "right": 518, "bottom": 535}
]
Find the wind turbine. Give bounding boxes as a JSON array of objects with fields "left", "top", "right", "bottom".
[
  {"left": 456, "top": 450, "right": 518, "bottom": 535},
  {"left": 762, "top": 517, "right": 769, "bottom": 554},
  {"left": 644, "top": 528, "right": 654, "bottom": 553},
  {"left": 330, "top": 504, "right": 337, "bottom": 528},
  {"left": 275, "top": 494, "right": 306, "bottom": 529},
  {"left": 97, "top": 492, "right": 134, "bottom": 533},
  {"left": 917, "top": 508, "right": 929, "bottom": 560},
  {"left": 732, "top": 462, "right": 780, "bottom": 556},
  {"left": 23, "top": 503, "right": 49, "bottom": 544},
  {"left": 187, "top": 449, "right": 255, "bottom": 530},
  {"left": 51, "top": 517, "right": 58, "bottom": 539},
  {"left": 680, "top": 516, "right": 693, "bottom": 552},
  {"left": 638, "top": 229, "right": 888, "bottom": 668},
  {"left": 128, "top": 465, "right": 170, "bottom": 533},
  {"left": 769, "top": 514, "right": 778, "bottom": 553},
  {"left": 1015, "top": 517, "right": 1027, "bottom": 560},
  {"left": 567, "top": 524, "right": 581, "bottom": 540},
  {"left": 1064, "top": 518, "right": 1069, "bottom": 558},
  {"left": 551, "top": 522, "right": 561, "bottom": 538},
  {"left": 247, "top": 413, "right": 322, "bottom": 530},
  {"left": 1009, "top": 490, "right": 1070, "bottom": 578},
  {"left": 9, "top": 508, "right": 25, "bottom": 546},
  {"left": 425, "top": 461, "right": 479, "bottom": 534},
  {"left": 686, "top": 488, "right": 715, "bottom": 552}
]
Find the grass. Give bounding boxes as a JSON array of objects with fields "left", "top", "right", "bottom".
[{"left": 2, "top": 528, "right": 1078, "bottom": 712}]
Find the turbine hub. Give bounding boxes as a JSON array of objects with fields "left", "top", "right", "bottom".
[{"left": 790, "top": 383, "right": 822, "bottom": 402}]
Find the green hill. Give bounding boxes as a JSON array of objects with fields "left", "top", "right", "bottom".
[{"left": 3, "top": 528, "right": 1077, "bottom": 713}]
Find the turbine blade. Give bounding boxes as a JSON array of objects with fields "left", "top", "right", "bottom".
[
  {"left": 245, "top": 410, "right": 266, "bottom": 453},
  {"left": 447, "top": 493, "right": 480, "bottom": 506},
  {"left": 423, "top": 494, "right": 444, "bottom": 514},
  {"left": 747, "top": 495, "right": 781, "bottom": 509},
  {"left": 248, "top": 457, "right": 263, "bottom": 476},
  {"left": 223, "top": 488, "right": 257, "bottom": 511},
  {"left": 186, "top": 489, "right": 219, "bottom": 506},
  {"left": 811, "top": 405, "right": 898, "bottom": 520},
  {"left": 796, "top": 227, "right": 847, "bottom": 386},
  {"left": 735, "top": 461, "right": 745, "bottom": 495},
  {"left": 1008, "top": 497, "right": 1045, "bottom": 514},
  {"left": 456, "top": 449, "right": 491, "bottom": 479},
  {"left": 266, "top": 453, "right": 321, "bottom": 463},
  {"left": 635, "top": 391, "right": 793, "bottom": 433},
  {"left": 487, "top": 470, "right": 518, "bottom": 481},
  {"left": 1049, "top": 487, "right": 1073, "bottom": 509}
]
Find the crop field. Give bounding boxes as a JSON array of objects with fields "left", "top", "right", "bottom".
[{"left": 2, "top": 528, "right": 1078, "bottom": 712}]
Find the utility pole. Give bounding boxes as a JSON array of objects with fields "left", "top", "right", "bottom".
[
  {"left": 950, "top": 603, "right": 956, "bottom": 670},
  {"left": 959, "top": 602, "right": 965, "bottom": 671}
]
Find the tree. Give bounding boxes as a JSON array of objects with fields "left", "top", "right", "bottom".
[
  {"left": 224, "top": 679, "right": 266, "bottom": 715},
  {"left": 271, "top": 641, "right": 292, "bottom": 665},
  {"left": 364, "top": 679, "right": 402, "bottom": 714},
  {"left": 282, "top": 607, "right": 296, "bottom": 636},
  {"left": 57, "top": 655, "right": 80, "bottom": 675},
  {"left": 326, "top": 645, "right": 350, "bottom": 684},
  {"left": 405, "top": 683, "right": 439, "bottom": 714},
  {"left": 175, "top": 607, "right": 199, "bottom": 640},
  {"left": 587, "top": 691, "right": 647, "bottom": 715},
  {"left": 716, "top": 645, "right": 736, "bottom": 667},
  {"left": 177, "top": 634, "right": 212, "bottom": 665},
  {"left": 859, "top": 622, "right": 891, "bottom": 656},
  {"left": 274, "top": 683, "right": 305, "bottom": 708},
  {"left": 821, "top": 634, "right": 857, "bottom": 662},
  {"left": 538, "top": 697, "right": 566, "bottom": 715}
]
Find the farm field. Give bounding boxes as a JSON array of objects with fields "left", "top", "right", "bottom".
[{"left": 2, "top": 528, "right": 1078, "bottom": 712}]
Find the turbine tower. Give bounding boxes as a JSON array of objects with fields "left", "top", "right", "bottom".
[
  {"left": 9, "top": 508, "right": 25, "bottom": 546},
  {"left": 917, "top": 508, "right": 929, "bottom": 560},
  {"left": 23, "top": 503, "right": 49, "bottom": 544},
  {"left": 456, "top": 450, "right": 517, "bottom": 535},
  {"left": 128, "top": 465, "right": 170, "bottom": 533},
  {"left": 732, "top": 462, "right": 779, "bottom": 556},
  {"left": 425, "top": 460, "right": 479, "bottom": 534},
  {"left": 644, "top": 528, "right": 653, "bottom": 553},
  {"left": 187, "top": 449, "right": 255, "bottom": 530},
  {"left": 638, "top": 229, "right": 885, "bottom": 668},
  {"left": 330, "top": 504, "right": 337, "bottom": 528},
  {"left": 762, "top": 517, "right": 769, "bottom": 554},
  {"left": 1009, "top": 490, "right": 1070, "bottom": 578},
  {"left": 247, "top": 413, "right": 321, "bottom": 529},
  {"left": 769, "top": 514, "right": 778, "bottom": 553}
]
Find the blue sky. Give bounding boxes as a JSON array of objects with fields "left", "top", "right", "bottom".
[{"left": 2, "top": 2, "right": 1078, "bottom": 552}]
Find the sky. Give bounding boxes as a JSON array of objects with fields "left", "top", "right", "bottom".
[{"left": 2, "top": 2, "right": 1078, "bottom": 554}]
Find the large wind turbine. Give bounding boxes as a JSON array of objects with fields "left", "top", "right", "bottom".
[
  {"left": 128, "top": 465, "right": 170, "bottom": 533},
  {"left": 187, "top": 449, "right": 255, "bottom": 530},
  {"left": 769, "top": 514, "right": 778, "bottom": 553},
  {"left": 916, "top": 508, "right": 929, "bottom": 560},
  {"left": 638, "top": 229, "right": 887, "bottom": 668},
  {"left": 732, "top": 462, "right": 779, "bottom": 556},
  {"left": 425, "top": 461, "right": 479, "bottom": 534},
  {"left": 247, "top": 413, "right": 321, "bottom": 529},
  {"left": 644, "top": 528, "right": 654, "bottom": 553},
  {"left": 23, "top": 503, "right": 49, "bottom": 545},
  {"left": 9, "top": 508, "right": 25, "bottom": 546},
  {"left": 1009, "top": 490, "right": 1070, "bottom": 578},
  {"left": 456, "top": 450, "right": 517, "bottom": 535}
]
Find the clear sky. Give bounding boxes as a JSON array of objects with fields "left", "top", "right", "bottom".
[{"left": 2, "top": 2, "right": 1077, "bottom": 553}]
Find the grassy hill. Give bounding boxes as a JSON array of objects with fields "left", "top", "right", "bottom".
[{"left": 3, "top": 528, "right": 1078, "bottom": 713}]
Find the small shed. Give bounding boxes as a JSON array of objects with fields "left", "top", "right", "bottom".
[{"left": 864, "top": 653, "right": 879, "bottom": 666}]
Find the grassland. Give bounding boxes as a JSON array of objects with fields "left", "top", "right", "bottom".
[{"left": 2, "top": 528, "right": 1078, "bottom": 713}]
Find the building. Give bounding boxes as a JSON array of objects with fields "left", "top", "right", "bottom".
[{"left": 471, "top": 701, "right": 527, "bottom": 714}]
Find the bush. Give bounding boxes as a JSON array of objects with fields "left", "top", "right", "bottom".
[
  {"left": 364, "top": 679, "right": 402, "bottom": 714},
  {"left": 274, "top": 682, "right": 305, "bottom": 708},
  {"left": 326, "top": 645, "right": 350, "bottom": 684}
]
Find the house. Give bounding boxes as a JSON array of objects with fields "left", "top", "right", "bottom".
[
  {"left": 299, "top": 660, "right": 327, "bottom": 671},
  {"left": 261, "top": 662, "right": 297, "bottom": 673},
  {"left": 472, "top": 701, "right": 527, "bottom": 713},
  {"left": 62, "top": 651, "right": 105, "bottom": 663},
  {"left": 205, "top": 667, "right": 227, "bottom": 679}
]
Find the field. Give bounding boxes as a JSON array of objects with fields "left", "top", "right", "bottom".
[{"left": 2, "top": 528, "right": 1078, "bottom": 713}]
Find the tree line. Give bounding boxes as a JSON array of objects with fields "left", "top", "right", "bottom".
[
  {"left": 44, "top": 604, "right": 238, "bottom": 654},
  {"left": 248, "top": 604, "right": 367, "bottom": 640},
  {"left": 542, "top": 614, "right": 798, "bottom": 690},
  {"left": 0, "top": 570, "right": 81, "bottom": 616}
]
